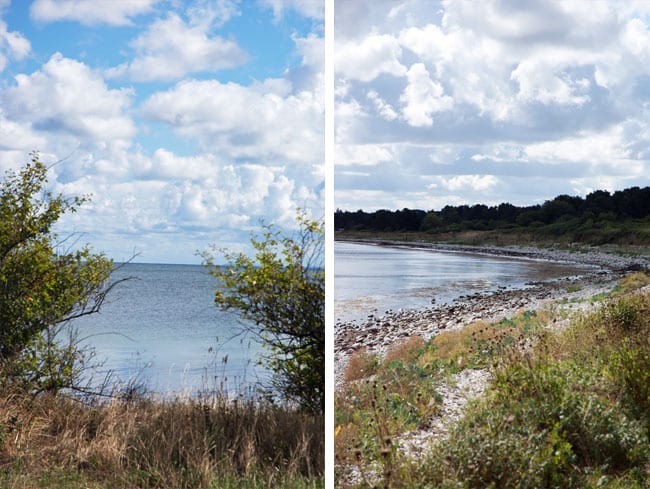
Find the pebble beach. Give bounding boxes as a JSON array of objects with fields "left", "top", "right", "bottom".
[{"left": 335, "top": 241, "right": 650, "bottom": 388}]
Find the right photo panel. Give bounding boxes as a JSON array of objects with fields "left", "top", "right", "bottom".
[{"left": 334, "top": 1, "right": 650, "bottom": 487}]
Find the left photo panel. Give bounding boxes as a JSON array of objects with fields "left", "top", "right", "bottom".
[{"left": 0, "top": 1, "right": 325, "bottom": 487}]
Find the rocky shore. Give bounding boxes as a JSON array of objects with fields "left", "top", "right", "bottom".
[{"left": 335, "top": 241, "right": 650, "bottom": 388}]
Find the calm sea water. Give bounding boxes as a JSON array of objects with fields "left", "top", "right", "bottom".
[
  {"left": 335, "top": 241, "right": 587, "bottom": 323},
  {"left": 69, "top": 263, "right": 269, "bottom": 396}
]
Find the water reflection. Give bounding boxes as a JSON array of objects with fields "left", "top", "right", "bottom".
[{"left": 335, "top": 241, "right": 588, "bottom": 323}]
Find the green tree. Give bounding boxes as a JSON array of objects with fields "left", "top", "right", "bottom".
[
  {"left": 203, "top": 211, "right": 324, "bottom": 414},
  {"left": 420, "top": 211, "right": 442, "bottom": 232},
  {"left": 0, "top": 154, "right": 116, "bottom": 393}
]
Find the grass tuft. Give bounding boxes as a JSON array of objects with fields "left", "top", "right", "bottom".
[{"left": 0, "top": 388, "right": 323, "bottom": 488}]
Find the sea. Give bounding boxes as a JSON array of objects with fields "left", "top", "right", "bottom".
[
  {"left": 68, "top": 246, "right": 586, "bottom": 395},
  {"left": 68, "top": 263, "right": 270, "bottom": 397},
  {"left": 335, "top": 241, "right": 588, "bottom": 323}
]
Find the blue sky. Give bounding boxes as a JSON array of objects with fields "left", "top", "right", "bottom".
[
  {"left": 0, "top": 0, "right": 323, "bottom": 264},
  {"left": 335, "top": 0, "right": 650, "bottom": 213}
]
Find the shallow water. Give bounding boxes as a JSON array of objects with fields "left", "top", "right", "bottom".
[
  {"left": 335, "top": 241, "right": 588, "bottom": 323},
  {"left": 69, "top": 263, "right": 269, "bottom": 396}
]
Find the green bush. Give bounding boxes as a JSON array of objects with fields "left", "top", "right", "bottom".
[
  {"left": 440, "top": 360, "right": 649, "bottom": 488},
  {"left": 608, "top": 344, "right": 650, "bottom": 429}
]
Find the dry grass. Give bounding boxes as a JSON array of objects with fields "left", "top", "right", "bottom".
[
  {"left": 343, "top": 349, "right": 378, "bottom": 383},
  {"left": 384, "top": 336, "right": 425, "bottom": 365},
  {"left": 0, "top": 388, "right": 323, "bottom": 488},
  {"left": 542, "top": 289, "right": 650, "bottom": 365},
  {"left": 616, "top": 271, "right": 650, "bottom": 295}
]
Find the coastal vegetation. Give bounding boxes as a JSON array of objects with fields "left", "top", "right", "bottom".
[
  {"left": 0, "top": 154, "right": 117, "bottom": 396},
  {"left": 0, "top": 158, "right": 324, "bottom": 487},
  {"left": 203, "top": 212, "right": 324, "bottom": 415},
  {"left": 0, "top": 386, "right": 323, "bottom": 488},
  {"left": 335, "top": 186, "right": 650, "bottom": 246},
  {"left": 335, "top": 272, "right": 650, "bottom": 488}
]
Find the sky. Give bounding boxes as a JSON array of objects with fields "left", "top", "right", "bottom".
[
  {"left": 0, "top": 0, "right": 324, "bottom": 264},
  {"left": 334, "top": 0, "right": 650, "bottom": 213}
]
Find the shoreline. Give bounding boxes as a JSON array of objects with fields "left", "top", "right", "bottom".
[
  {"left": 336, "top": 237, "right": 650, "bottom": 269},
  {"left": 335, "top": 240, "right": 649, "bottom": 388}
]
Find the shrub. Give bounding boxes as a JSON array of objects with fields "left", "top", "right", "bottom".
[
  {"left": 442, "top": 360, "right": 649, "bottom": 488},
  {"left": 203, "top": 212, "right": 324, "bottom": 414}
]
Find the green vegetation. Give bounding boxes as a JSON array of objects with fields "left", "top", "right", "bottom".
[
  {"left": 335, "top": 273, "right": 650, "bottom": 488},
  {"left": 0, "top": 159, "right": 324, "bottom": 487},
  {"left": 335, "top": 187, "right": 650, "bottom": 246},
  {"left": 0, "top": 154, "right": 119, "bottom": 395},
  {"left": 203, "top": 212, "right": 324, "bottom": 414}
]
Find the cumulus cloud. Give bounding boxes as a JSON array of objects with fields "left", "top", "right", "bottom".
[
  {"left": 335, "top": 0, "right": 650, "bottom": 211},
  {"left": 30, "top": 0, "right": 160, "bottom": 26},
  {"left": 336, "top": 34, "right": 406, "bottom": 82},
  {"left": 399, "top": 63, "right": 452, "bottom": 126},
  {"left": 106, "top": 13, "right": 247, "bottom": 82},
  {"left": 141, "top": 78, "right": 322, "bottom": 165},
  {"left": 0, "top": 19, "right": 30, "bottom": 72},
  {"left": 0, "top": 1, "right": 322, "bottom": 263},
  {"left": 2, "top": 53, "right": 135, "bottom": 149}
]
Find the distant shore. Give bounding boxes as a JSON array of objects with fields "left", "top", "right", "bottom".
[
  {"left": 335, "top": 236, "right": 650, "bottom": 270},
  {"left": 334, "top": 239, "right": 650, "bottom": 387}
]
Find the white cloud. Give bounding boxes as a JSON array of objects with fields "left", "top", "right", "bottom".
[
  {"left": 428, "top": 174, "right": 499, "bottom": 192},
  {"left": 400, "top": 63, "right": 452, "bottom": 127},
  {"left": 523, "top": 127, "right": 633, "bottom": 165},
  {"left": 0, "top": 19, "right": 30, "bottom": 72},
  {"left": 141, "top": 78, "right": 322, "bottom": 165},
  {"left": 398, "top": 23, "right": 453, "bottom": 68},
  {"left": 2, "top": 53, "right": 135, "bottom": 149},
  {"left": 510, "top": 52, "right": 592, "bottom": 106},
  {"left": 336, "top": 34, "right": 407, "bottom": 82},
  {"left": 335, "top": 1, "right": 650, "bottom": 212},
  {"left": 30, "top": 0, "right": 160, "bottom": 26},
  {"left": 0, "top": 113, "right": 47, "bottom": 151},
  {"left": 260, "top": 0, "right": 324, "bottom": 20},
  {"left": 186, "top": 0, "right": 241, "bottom": 28},
  {"left": 367, "top": 90, "right": 398, "bottom": 121},
  {"left": 0, "top": 0, "right": 323, "bottom": 263},
  {"left": 106, "top": 13, "right": 247, "bottom": 82},
  {"left": 52, "top": 149, "right": 313, "bottom": 247},
  {"left": 336, "top": 143, "right": 394, "bottom": 167},
  {"left": 428, "top": 145, "right": 459, "bottom": 164}
]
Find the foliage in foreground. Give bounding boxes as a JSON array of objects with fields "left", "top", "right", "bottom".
[
  {"left": 336, "top": 273, "right": 650, "bottom": 488},
  {"left": 204, "top": 212, "right": 324, "bottom": 414},
  {"left": 0, "top": 155, "right": 117, "bottom": 395},
  {"left": 0, "top": 386, "right": 323, "bottom": 489}
]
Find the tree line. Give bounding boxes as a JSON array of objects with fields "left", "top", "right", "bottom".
[{"left": 335, "top": 186, "right": 650, "bottom": 234}]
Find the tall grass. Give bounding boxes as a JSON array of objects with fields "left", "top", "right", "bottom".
[{"left": 0, "top": 387, "right": 323, "bottom": 488}]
